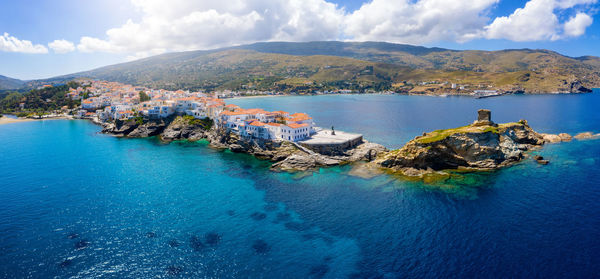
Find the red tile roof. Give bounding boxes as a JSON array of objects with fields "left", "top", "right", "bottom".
[{"left": 287, "top": 123, "right": 309, "bottom": 129}]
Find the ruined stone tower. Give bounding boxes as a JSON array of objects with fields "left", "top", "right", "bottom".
[{"left": 473, "top": 109, "right": 495, "bottom": 126}]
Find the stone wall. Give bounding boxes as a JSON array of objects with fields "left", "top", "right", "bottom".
[{"left": 300, "top": 136, "right": 363, "bottom": 156}]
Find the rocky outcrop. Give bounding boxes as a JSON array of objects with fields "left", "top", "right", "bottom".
[
  {"left": 101, "top": 118, "right": 168, "bottom": 137},
  {"left": 534, "top": 155, "right": 549, "bottom": 165},
  {"left": 101, "top": 110, "right": 587, "bottom": 177},
  {"left": 541, "top": 132, "right": 599, "bottom": 143},
  {"left": 558, "top": 133, "right": 573, "bottom": 142},
  {"left": 374, "top": 120, "right": 545, "bottom": 176},
  {"left": 128, "top": 120, "right": 168, "bottom": 137},
  {"left": 160, "top": 116, "right": 210, "bottom": 141},
  {"left": 574, "top": 132, "right": 599, "bottom": 140},
  {"left": 568, "top": 80, "right": 593, "bottom": 93},
  {"left": 204, "top": 127, "right": 387, "bottom": 171},
  {"left": 540, "top": 133, "right": 563, "bottom": 143}
]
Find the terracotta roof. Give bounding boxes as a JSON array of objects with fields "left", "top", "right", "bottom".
[
  {"left": 287, "top": 123, "right": 309, "bottom": 129},
  {"left": 249, "top": 121, "right": 266, "bottom": 127},
  {"left": 286, "top": 112, "right": 312, "bottom": 122},
  {"left": 287, "top": 115, "right": 312, "bottom": 122}
]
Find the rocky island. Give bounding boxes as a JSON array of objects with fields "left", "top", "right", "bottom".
[{"left": 372, "top": 110, "right": 547, "bottom": 177}]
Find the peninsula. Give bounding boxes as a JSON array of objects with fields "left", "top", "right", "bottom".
[{"left": 4, "top": 79, "right": 597, "bottom": 179}]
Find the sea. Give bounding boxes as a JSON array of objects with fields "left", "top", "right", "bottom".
[{"left": 1, "top": 92, "right": 599, "bottom": 278}]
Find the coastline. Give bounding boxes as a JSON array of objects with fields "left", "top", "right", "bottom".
[
  {"left": 93, "top": 111, "right": 595, "bottom": 181},
  {"left": 0, "top": 117, "right": 36, "bottom": 125},
  {"left": 223, "top": 90, "right": 596, "bottom": 101},
  {"left": 0, "top": 115, "right": 74, "bottom": 125}
]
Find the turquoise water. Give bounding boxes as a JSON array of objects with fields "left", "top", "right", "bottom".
[{"left": 1, "top": 93, "right": 600, "bottom": 278}]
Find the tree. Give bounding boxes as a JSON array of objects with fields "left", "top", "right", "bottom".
[{"left": 139, "top": 91, "right": 151, "bottom": 102}]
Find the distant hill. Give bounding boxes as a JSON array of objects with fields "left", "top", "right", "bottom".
[
  {"left": 41, "top": 41, "right": 600, "bottom": 93},
  {"left": 0, "top": 75, "right": 25, "bottom": 90}
]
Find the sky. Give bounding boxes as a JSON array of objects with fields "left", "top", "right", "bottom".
[{"left": 1, "top": 0, "right": 599, "bottom": 80}]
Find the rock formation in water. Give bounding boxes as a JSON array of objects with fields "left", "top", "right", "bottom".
[
  {"left": 101, "top": 118, "right": 169, "bottom": 137},
  {"left": 374, "top": 110, "right": 546, "bottom": 176}
]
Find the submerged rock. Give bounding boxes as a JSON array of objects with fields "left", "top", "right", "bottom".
[
  {"left": 204, "top": 232, "right": 221, "bottom": 246},
  {"left": 275, "top": 212, "right": 292, "bottom": 223},
  {"left": 74, "top": 240, "right": 89, "bottom": 250},
  {"left": 250, "top": 212, "right": 267, "bottom": 221},
  {"left": 308, "top": 264, "right": 330, "bottom": 279},
  {"left": 189, "top": 235, "right": 205, "bottom": 251},
  {"left": 348, "top": 162, "right": 384, "bottom": 179},
  {"left": 168, "top": 239, "right": 180, "bottom": 248},
  {"left": 252, "top": 239, "right": 270, "bottom": 254},
  {"left": 59, "top": 259, "right": 72, "bottom": 268},
  {"left": 166, "top": 265, "right": 183, "bottom": 275},
  {"left": 67, "top": 233, "right": 79, "bottom": 239}
]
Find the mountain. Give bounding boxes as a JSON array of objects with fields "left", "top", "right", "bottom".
[
  {"left": 0, "top": 75, "right": 25, "bottom": 90},
  {"left": 41, "top": 41, "right": 600, "bottom": 93}
]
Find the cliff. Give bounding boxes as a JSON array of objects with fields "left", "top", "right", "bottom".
[
  {"left": 100, "top": 115, "right": 387, "bottom": 172},
  {"left": 374, "top": 119, "right": 545, "bottom": 176}
]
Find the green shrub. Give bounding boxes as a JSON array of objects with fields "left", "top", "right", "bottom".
[
  {"left": 134, "top": 116, "right": 144, "bottom": 125},
  {"left": 182, "top": 115, "right": 213, "bottom": 130}
]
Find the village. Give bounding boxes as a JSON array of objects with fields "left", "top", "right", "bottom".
[{"left": 70, "top": 79, "right": 362, "bottom": 145}]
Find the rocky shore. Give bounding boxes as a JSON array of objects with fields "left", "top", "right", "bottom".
[
  {"left": 368, "top": 109, "right": 595, "bottom": 179},
  {"left": 100, "top": 115, "right": 387, "bottom": 171},
  {"left": 373, "top": 118, "right": 546, "bottom": 177},
  {"left": 99, "top": 110, "right": 597, "bottom": 178}
]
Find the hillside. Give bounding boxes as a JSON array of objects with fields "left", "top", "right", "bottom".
[
  {"left": 38, "top": 41, "right": 600, "bottom": 94},
  {"left": 0, "top": 83, "right": 80, "bottom": 114},
  {"left": 0, "top": 75, "right": 25, "bottom": 90}
]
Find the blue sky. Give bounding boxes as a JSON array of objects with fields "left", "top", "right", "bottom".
[{"left": 1, "top": 0, "right": 599, "bottom": 80}]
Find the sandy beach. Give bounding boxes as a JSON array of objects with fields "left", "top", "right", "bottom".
[
  {"left": 0, "top": 117, "right": 36, "bottom": 125},
  {"left": 0, "top": 116, "right": 74, "bottom": 125}
]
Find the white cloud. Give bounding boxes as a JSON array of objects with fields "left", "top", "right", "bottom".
[
  {"left": 76, "top": 0, "right": 345, "bottom": 59},
  {"left": 483, "top": 0, "right": 596, "bottom": 41},
  {"left": 72, "top": 0, "right": 598, "bottom": 57},
  {"left": 48, "top": 39, "right": 75, "bottom": 53},
  {"left": 564, "top": 12, "right": 594, "bottom": 37},
  {"left": 344, "top": 0, "right": 499, "bottom": 44},
  {"left": 0, "top": 32, "right": 48, "bottom": 54}
]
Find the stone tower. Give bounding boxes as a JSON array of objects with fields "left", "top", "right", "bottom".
[{"left": 473, "top": 109, "right": 495, "bottom": 126}]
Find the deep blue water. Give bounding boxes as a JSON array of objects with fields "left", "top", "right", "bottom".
[
  {"left": 230, "top": 93, "right": 600, "bottom": 149},
  {"left": 1, "top": 93, "right": 599, "bottom": 278}
]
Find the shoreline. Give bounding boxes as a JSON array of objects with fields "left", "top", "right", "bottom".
[
  {"left": 223, "top": 90, "right": 597, "bottom": 101},
  {"left": 0, "top": 115, "right": 74, "bottom": 125}
]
